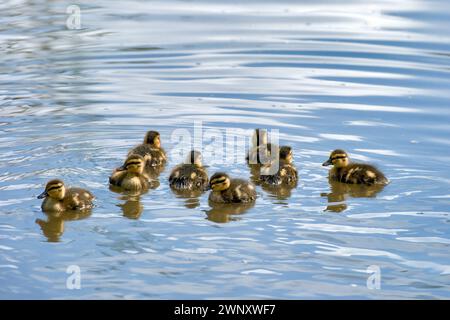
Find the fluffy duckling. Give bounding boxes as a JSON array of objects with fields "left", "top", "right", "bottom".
[
  {"left": 209, "top": 172, "right": 257, "bottom": 204},
  {"left": 260, "top": 146, "right": 298, "bottom": 186},
  {"left": 246, "top": 128, "right": 276, "bottom": 165},
  {"left": 109, "top": 154, "right": 149, "bottom": 191},
  {"left": 129, "top": 131, "right": 167, "bottom": 167},
  {"left": 322, "top": 149, "right": 388, "bottom": 185},
  {"left": 37, "top": 179, "right": 94, "bottom": 213},
  {"left": 169, "top": 150, "right": 209, "bottom": 191}
]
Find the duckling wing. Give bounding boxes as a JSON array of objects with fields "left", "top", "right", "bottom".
[
  {"left": 282, "top": 164, "right": 298, "bottom": 185},
  {"left": 129, "top": 144, "right": 153, "bottom": 157},
  {"left": 169, "top": 165, "right": 208, "bottom": 190},
  {"left": 169, "top": 165, "right": 183, "bottom": 183},
  {"left": 139, "top": 176, "right": 150, "bottom": 189},
  {"left": 65, "top": 188, "right": 94, "bottom": 210},
  {"left": 359, "top": 165, "right": 388, "bottom": 185},
  {"left": 109, "top": 170, "right": 126, "bottom": 186},
  {"left": 260, "top": 163, "right": 297, "bottom": 186},
  {"left": 230, "top": 180, "right": 257, "bottom": 203},
  {"left": 194, "top": 167, "right": 209, "bottom": 189},
  {"left": 343, "top": 164, "right": 387, "bottom": 185},
  {"left": 169, "top": 165, "right": 192, "bottom": 189},
  {"left": 260, "top": 173, "right": 283, "bottom": 186},
  {"left": 148, "top": 148, "right": 167, "bottom": 166}
]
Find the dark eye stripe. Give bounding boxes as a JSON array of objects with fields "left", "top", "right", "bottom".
[
  {"left": 332, "top": 156, "right": 347, "bottom": 160},
  {"left": 47, "top": 185, "right": 62, "bottom": 192},
  {"left": 126, "top": 161, "right": 142, "bottom": 166},
  {"left": 212, "top": 178, "right": 226, "bottom": 184}
]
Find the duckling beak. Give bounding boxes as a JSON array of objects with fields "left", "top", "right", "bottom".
[
  {"left": 37, "top": 190, "right": 48, "bottom": 199},
  {"left": 322, "top": 159, "right": 332, "bottom": 166}
]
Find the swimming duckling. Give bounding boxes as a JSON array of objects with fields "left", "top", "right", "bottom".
[
  {"left": 322, "top": 149, "right": 388, "bottom": 185},
  {"left": 129, "top": 131, "right": 167, "bottom": 167},
  {"left": 37, "top": 179, "right": 94, "bottom": 213},
  {"left": 246, "top": 128, "right": 276, "bottom": 165},
  {"left": 209, "top": 172, "right": 257, "bottom": 204},
  {"left": 109, "top": 154, "right": 150, "bottom": 191},
  {"left": 260, "top": 146, "right": 298, "bottom": 186},
  {"left": 169, "top": 150, "right": 209, "bottom": 191}
]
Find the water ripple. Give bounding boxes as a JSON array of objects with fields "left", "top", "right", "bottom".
[{"left": 1, "top": 0, "right": 450, "bottom": 299}]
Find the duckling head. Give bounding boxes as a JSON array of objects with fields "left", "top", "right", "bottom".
[
  {"left": 38, "top": 179, "right": 66, "bottom": 200},
  {"left": 186, "top": 150, "right": 203, "bottom": 166},
  {"left": 280, "top": 146, "right": 293, "bottom": 163},
  {"left": 251, "top": 128, "right": 268, "bottom": 148},
  {"left": 209, "top": 172, "right": 231, "bottom": 192},
  {"left": 322, "top": 149, "right": 349, "bottom": 168},
  {"left": 144, "top": 130, "right": 161, "bottom": 148},
  {"left": 119, "top": 154, "right": 146, "bottom": 174}
]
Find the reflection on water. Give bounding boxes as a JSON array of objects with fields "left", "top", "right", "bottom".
[
  {"left": 322, "top": 180, "right": 386, "bottom": 213},
  {"left": 109, "top": 185, "right": 149, "bottom": 219},
  {"left": 36, "top": 209, "right": 92, "bottom": 242},
  {"left": 206, "top": 202, "right": 255, "bottom": 223},
  {"left": 171, "top": 189, "right": 204, "bottom": 209},
  {"left": 262, "top": 183, "right": 297, "bottom": 201},
  {"left": 249, "top": 164, "right": 263, "bottom": 186},
  {"left": 1, "top": 0, "right": 450, "bottom": 299},
  {"left": 117, "top": 196, "right": 144, "bottom": 219}
]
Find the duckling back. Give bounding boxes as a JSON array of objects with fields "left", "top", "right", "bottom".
[
  {"left": 169, "top": 164, "right": 208, "bottom": 191},
  {"left": 331, "top": 164, "right": 388, "bottom": 185},
  {"left": 260, "top": 162, "right": 298, "bottom": 186},
  {"left": 109, "top": 170, "right": 149, "bottom": 191},
  {"left": 209, "top": 179, "right": 257, "bottom": 204},
  {"left": 129, "top": 145, "right": 166, "bottom": 167}
]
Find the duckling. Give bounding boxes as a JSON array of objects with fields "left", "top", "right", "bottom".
[
  {"left": 246, "top": 128, "right": 277, "bottom": 165},
  {"left": 260, "top": 146, "right": 298, "bottom": 186},
  {"left": 169, "top": 150, "right": 209, "bottom": 191},
  {"left": 109, "top": 154, "right": 149, "bottom": 191},
  {"left": 209, "top": 172, "right": 257, "bottom": 204},
  {"left": 322, "top": 149, "right": 388, "bottom": 185},
  {"left": 129, "top": 131, "right": 167, "bottom": 167},
  {"left": 37, "top": 179, "right": 94, "bottom": 213}
]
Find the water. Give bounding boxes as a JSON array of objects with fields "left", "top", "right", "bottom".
[{"left": 1, "top": 0, "right": 450, "bottom": 299}]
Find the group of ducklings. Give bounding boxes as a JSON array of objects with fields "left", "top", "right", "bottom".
[{"left": 37, "top": 129, "right": 388, "bottom": 213}]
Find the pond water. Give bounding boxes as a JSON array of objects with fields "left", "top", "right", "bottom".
[{"left": 1, "top": 0, "right": 450, "bottom": 299}]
